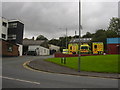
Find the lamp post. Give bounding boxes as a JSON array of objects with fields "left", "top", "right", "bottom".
[
  {"left": 59, "top": 27, "right": 68, "bottom": 49},
  {"left": 78, "top": 0, "right": 81, "bottom": 72},
  {"left": 66, "top": 28, "right": 68, "bottom": 49}
]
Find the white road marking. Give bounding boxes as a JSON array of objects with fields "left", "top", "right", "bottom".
[{"left": 0, "top": 76, "right": 40, "bottom": 85}]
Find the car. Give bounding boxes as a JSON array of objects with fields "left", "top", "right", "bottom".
[{"left": 26, "top": 51, "right": 37, "bottom": 56}]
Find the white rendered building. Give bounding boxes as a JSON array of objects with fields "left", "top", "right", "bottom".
[
  {"left": 28, "top": 45, "right": 49, "bottom": 55},
  {"left": 0, "top": 17, "right": 8, "bottom": 40}
]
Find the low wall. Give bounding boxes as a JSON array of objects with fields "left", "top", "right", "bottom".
[{"left": 54, "top": 53, "right": 102, "bottom": 57}]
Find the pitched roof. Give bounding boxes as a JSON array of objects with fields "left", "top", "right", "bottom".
[{"left": 23, "top": 40, "right": 45, "bottom": 45}]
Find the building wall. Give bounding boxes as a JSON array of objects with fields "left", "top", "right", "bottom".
[
  {"left": 0, "top": 17, "right": 2, "bottom": 39},
  {"left": 0, "top": 17, "right": 8, "bottom": 40},
  {"left": 107, "top": 38, "right": 120, "bottom": 44},
  {"left": 107, "top": 38, "right": 120, "bottom": 54},
  {"left": 49, "top": 44, "right": 60, "bottom": 51},
  {"left": 107, "top": 44, "right": 120, "bottom": 54},
  {"left": 17, "top": 44, "right": 23, "bottom": 56},
  {"left": 0, "top": 40, "right": 19, "bottom": 56},
  {"left": 28, "top": 45, "right": 49, "bottom": 55},
  {"left": 8, "top": 21, "right": 24, "bottom": 44}
]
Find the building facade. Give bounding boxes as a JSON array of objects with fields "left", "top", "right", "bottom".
[
  {"left": 0, "top": 17, "right": 8, "bottom": 40},
  {"left": 0, "top": 17, "right": 24, "bottom": 56},
  {"left": 0, "top": 39, "right": 19, "bottom": 56},
  {"left": 107, "top": 38, "right": 120, "bottom": 54},
  {"left": 8, "top": 20, "right": 24, "bottom": 44},
  {"left": 7, "top": 20, "right": 24, "bottom": 56},
  {"left": 28, "top": 45, "right": 49, "bottom": 55},
  {"left": 23, "top": 40, "right": 50, "bottom": 55}
]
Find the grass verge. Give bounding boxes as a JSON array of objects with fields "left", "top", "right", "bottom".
[{"left": 45, "top": 55, "right": 119, "bottom": 73}]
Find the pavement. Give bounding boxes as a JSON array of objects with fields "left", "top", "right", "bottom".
[{"left": 26, "top": 56, "right": 119, "bottom": 79}]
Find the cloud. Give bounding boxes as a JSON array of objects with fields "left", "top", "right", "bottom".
[
  {"left": 2, "top": 1, "right": 118, "bottom": 39},
  {"left": 82, "top": 2, "right": 118, "bottom": 34}
]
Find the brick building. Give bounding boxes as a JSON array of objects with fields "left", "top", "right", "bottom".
[
  {"left": 0, "top": 39, "right": 19, "bottom": 56},
  {"left": 107, "top": 38, "right": 120, "bottom": 54}
]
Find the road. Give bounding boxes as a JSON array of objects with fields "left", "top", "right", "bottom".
[{"left": 2, "top": 56, "right": 118, "bottom": 88}]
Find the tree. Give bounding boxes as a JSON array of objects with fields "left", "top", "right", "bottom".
[
  {"left": 106, "top": 30, "right": 118, "bottom": 38},
  {"left": 108, "top": 17, "right": 120, "bottom": 34},
  {"left": 48, "top": 38, "right": 60, "bottom": 46},
  {"left": 92, "top": 29, "right": 107, "bottom": 44},
  {"left": 23, "top": 38, "right": 29, "bottom": 40},
  {"left": 36, "top": 35, "right": 48, "bottom": 40},
  {"left": 82, "top": 32, "right": 93, "bottom": 38},
  {"left": 32, "top": 37, "right": 35, "bottom": 40}
]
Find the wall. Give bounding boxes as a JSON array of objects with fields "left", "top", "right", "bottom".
[
  {"left": 8, "top": 21, "right": 24, "bottom": 44},
  {"left": 0, "top": 40, "right": 19, "bottom": 56},
  {"left": 107, "top": 44, "right": 120, "bottom": 54},
  {"left": 54, "top": 53, "right": 102, "bottom": 57},
  {"left": 28, "top": 45, "right": 50, "bottom": 55},
  {"left": 107, "top": 38, "right": 120, "bottom": 54},
  {"left": 17, "top": 44, "right": 23, "bottom": 56},
  {"left": 0, "top": 17, "right": 2, "bottom": 39},
  {"left": 49, "top": 44, "right": 60, "bottom": 51},
  {"left": 107, "top": 38, "right": 120, "bottom": 44},
  {"left": 0, "top": 17, "right": 8, "bottom": 40}
]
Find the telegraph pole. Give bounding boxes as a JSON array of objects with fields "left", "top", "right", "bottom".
[
  {"left": 75, "top": 31, "right": 76, "bottom": 39},
  {"left": 78, "top": 0, "right": 81, "bottom": 72},
  {"left": 66, "top": 28, "right": 67, "bottom": 49}
]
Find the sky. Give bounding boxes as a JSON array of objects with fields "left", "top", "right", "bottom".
[{"left": 2, "top": 0, "right": 119, "bottom": 40}]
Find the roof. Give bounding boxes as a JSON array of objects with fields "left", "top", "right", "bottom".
[
  {"left": 48, "top": 44, "right": 60, "bottom": 48},
  {"left": 70, "top": 38, "right": 92, "bottom": 43},
  {"left": 23, "top": 40, "right": 45, "bottom": 46},
  {"left": 8, "top": 19, "right": 24, "bottom": 24}
]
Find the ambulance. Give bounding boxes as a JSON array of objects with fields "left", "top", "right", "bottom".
[
  {"left": 80, "top": 43, "right": 91, "bottom": 54},
  {"left": 62, "top": 49, "right": 69, "bottom": 54},
  {"left": 68, "top": 43, "right": 78, "bottom": 54},
  {"left": 92, "top": 42, "right": 104, "bottom": 54}
]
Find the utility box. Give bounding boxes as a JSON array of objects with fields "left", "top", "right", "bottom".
[{"left": 92, "top": 42, "right": 104, "bottom": 54}]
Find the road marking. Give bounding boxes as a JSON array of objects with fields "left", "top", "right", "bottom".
[
  {"left": 23, "top": 61, "right": 118, "bottom": 80},
  {"left": 0, "top": 76, "right": 40, "bottom": 85}
]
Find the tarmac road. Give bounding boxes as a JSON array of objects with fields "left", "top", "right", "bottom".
[{"left": 2, "top": 56, "right": 119, "bottom": 88}]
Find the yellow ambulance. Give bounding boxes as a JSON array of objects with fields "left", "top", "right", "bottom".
[
  {"left": 80, "top": 43, "right": 91, "bottom": 54},
  {"left": 68, "top": 43, "right": 78, "bottom": 54},
  {"left": 92, "top": 42, "right": 104, "bottom": 54}
]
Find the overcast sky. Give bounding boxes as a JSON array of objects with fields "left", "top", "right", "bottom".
[{"left": 2, "top": 1, "right": 119, "bottom": 40}]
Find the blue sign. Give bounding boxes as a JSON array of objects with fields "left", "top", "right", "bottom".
[{"left": 107, "top": 38, "right": 120, "bottom": 44}]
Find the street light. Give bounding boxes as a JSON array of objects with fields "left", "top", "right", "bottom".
[
  {"left": 59, "top": 27, "right": 68, "bottom": 49},
  {"left": 78, "top": 0, "right": 81, "bottom": 72}
]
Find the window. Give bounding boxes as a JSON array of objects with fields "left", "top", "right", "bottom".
[
  {"left": 81, "top": 46, "right": 88, "bottom": 49},
  {"left": 2, "top": 34, "right": 6, "bottom": 39},
  {"left": 7, "top": 44, "right": 13, "bottom": 52},
  {"left": 94, "top": 45, "right": 97, "bottom": 49},
  {"left": 8, "top": 35, "right": 16, "bottom": 40},
  {"left": 2, "top": 22, "right": 7, "bottom": 27},
  {"left": 70, "top": 46, "right": 72, "bottom": 50},
  {"left": 44, "top": 49, "right": 46, "bottom": 53},
  {"left": 8, "top": 23, "right": 17, "bottom": 28}
]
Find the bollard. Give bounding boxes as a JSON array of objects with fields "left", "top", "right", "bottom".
[
  {"left": 64, "top": 57, "right": 66, "bottom": 64},
  {"left": 61, "top": 58, "right": 63, "bottom": 63}
]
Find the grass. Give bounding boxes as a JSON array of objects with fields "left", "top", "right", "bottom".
[{"left": 45, "top": 55, "right": 119, "bottom": 73}]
